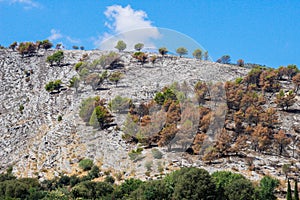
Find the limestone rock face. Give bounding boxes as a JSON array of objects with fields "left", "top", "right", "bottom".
[{"left": 0, "top": 49, "right": 250, "bottom": 179}]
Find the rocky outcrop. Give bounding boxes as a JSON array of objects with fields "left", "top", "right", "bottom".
[{"left": 0, "top": 49, "right": 251, "bottom": 179}]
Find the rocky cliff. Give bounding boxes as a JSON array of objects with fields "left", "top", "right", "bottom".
[{"left": 1, "top": 48, "right": 299, "bottom": 186}]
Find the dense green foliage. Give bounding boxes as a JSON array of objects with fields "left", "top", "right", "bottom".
[{"left": 0, "top": 167, "right": 284, "bottom": 200}]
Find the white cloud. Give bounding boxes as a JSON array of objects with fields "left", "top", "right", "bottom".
[
  {"left": 96, "top": 5, "right": 161, "bottom": 50},
  {"left": 10, "top": 0, "right": 41, "bottom": 9},
  {"left": 66, "top": 36, "right": 81, "bottom": 44},
  {"left": 48, "top": 29, "right": 63, "bottom": 41}
]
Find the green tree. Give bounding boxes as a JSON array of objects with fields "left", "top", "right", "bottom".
[
  {"left": 159, "top": 47, "right": 168, "bottom": 56},
  {"left": 72, "top": 45, "right": 79, "bottom": 50},
  {"left": 115, "top": 40, "right": 127, "bottom": 52},
  {"left": 109, "top": 95, "right": 132, "bottom": 113},
  {"left": 173, "top": 167, "right": 216, "bottom": 200},
  {"left": 79, "top": 159, "right": 94, "bottom": 171},
  {"left": 256, "top": 176, "right": 279, "bottom": 200},
  {"left": 287, "top": 179, "right": 292, "bottom": 200},
  {"left": 212, "top": 171, "right": 247, "bottom": 200},
  {"left": 134, "top": 43, "right": 144, "bottom": 51},
  {"left": 88, "top": 166, "right": 100, "bottom": 179},
  {"left": 224, "top": 178, "right": 254, "bottom": 200},
  {"left": 113, "top": 178, "right": 143, "bottom": 199},
  {"left": 109, "top": 71, "right": 123, "bottom": 87},
  {"left": 295, "top": 180, "right": 299, "bottom": 200},
  {"left": 193, "top": 49, "right": 202, "bottom": 60},
  {"left": 46, "top": 50, "right": 64, "bottom": 66},
  {"left": 130, "top": 180, "right": 169, "bottom": 200},
  {"left": 71, "top": 181, "right": 96, "bottom": 199},
  {"left": 176, "top": 47, "right": 188, "bottom": 57},
  {"left": 95, "top": 105, "right": 113, "bottom": 129},
  {"left": 80, "top": 46, "right": 84, "bottom": 50},
  {"left": 45, "top": 80, "right": 62, "bottom": 92}
]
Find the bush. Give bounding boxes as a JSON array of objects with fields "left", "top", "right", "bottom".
[
  {"left": 46, "top": 50, "right": 64, "bottom": 66},
  {"left": 128, "top": 148, "right": 144, "bottom": 161},
  {"left": 151, "top": 148, "right": 163, "bottom": 159},
  {"left": 159, "top": 47, "right": 168, "bottom": 56},
  {"left": 235, "top": 77, "right": 243, "bottom": 84},
  {"left": 57, "top": 115, "right": 62, "bottom": 121},
  {"left": 88, "top": 166, "right": 100, "bottom": 179},
  {"left": 132, "top": 52, "right": 148, "bottom": 64},
  {"left": 42, "top": 39, "right": 53, "bottom": 50},
  {"left": 19, "top": 104, "right": 24, "bottom": 113},
  {"left": 79, "top": 159, "right": 94, "bottom": 171},
  {"left": 74, "top": 62, "right": 84, "bottom": 71},
  {"left": 145, "top": 161, "right": 153, "bottom": 171},
  {"left": 17, "top": 42, "right": 36, "bottom": 56},
  {"left": 109, "top": 95, "right": 132, "bottom": 113},
  {"left": 109, "top": 71, "right": 123, "bottom": 87},
  {"left": 79, "top": 96, "right": 104, "bottom": 123},
  {"left": 45, "top": 80, "right": 62, "bottom": 92}
]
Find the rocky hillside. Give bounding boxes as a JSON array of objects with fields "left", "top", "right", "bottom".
[{"left": 0, "top": 48, "right": 299, "bottom": 189}]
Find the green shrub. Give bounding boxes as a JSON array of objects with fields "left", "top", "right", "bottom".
[
  {"left": 145, "top": 161, "right": 153, "bottom": 171},
  {"left": 108, "top": 95, "right": 132, "bottom": 113},
  {"left": 45, "top": 80, "right": 62, "bottom": 92},
  {"left": 57, "top": 115, "right": 62, "bottom": 121},
  {"left": 79, "top": 96, "right": 100, "bottom": 122},
  {"left": 88, "top": 166, "right": 100, "bottom": 179},
  {"left": 74, "top": 62, "right": 84, "bottom": 71},
  {"left": 235, "top": 77, "right": 243, "bottom": 84},
  {"left": 105, "top": 176, "right": 115, "bottom": 185},
  {"left": 151, "top": 148, "right": 163, "bottom": 159},
  {"left": 128, "top": 148, "right": 144, "bottom": 161},
  {"left": 46, "top": 50, "right": 64, "bottom": 66},
  {"left": 19, "top": 104, "right": 24, "bottom": 113},
  {"left": 79, "top": 159, "right": 94, "bottom": 171}
]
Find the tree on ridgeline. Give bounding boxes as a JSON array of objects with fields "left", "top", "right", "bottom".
[
  {"left": 193, "top": 49, "right": 202, "bottom": 60},
  {"left": 158, "top": 47, "right": 168, "bottom": 57},
  {"left": 176, "top": 47, "right": 188, "bottom": 57},
  {"left": 115, "top": 40, "right": 127, "bottom": 52},
  {"left": 134, "top": 43, "right": 144, "bottom": 51}
]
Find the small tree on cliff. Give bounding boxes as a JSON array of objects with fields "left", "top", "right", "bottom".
[{"left": 115, "top": 40, "right": 127, "bottom": 52}]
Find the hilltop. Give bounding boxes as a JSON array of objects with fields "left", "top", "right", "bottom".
[{"left": 0, "top": 48, "right": 300, "bottom": 196}]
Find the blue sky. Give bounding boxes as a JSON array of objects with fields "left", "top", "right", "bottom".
[{"left": 0, "top": 0, "right": 299, "bottom": 67}]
